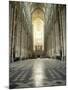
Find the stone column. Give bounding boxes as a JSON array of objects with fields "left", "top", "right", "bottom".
[
  {"left": 60, "top": 6, "right": 66, "bottom": 61},
  {"left": 11, "top": 5, "right": 17, "bottom": 63},
  {"left": 62, "top": 7, "right": 66, "bottom": 60},
  {"left": 9, "top": 3, "right": 13, "bottom": 63},
  {"left": 55, "top": 20, "right": 60, "bottom": 58},
  {"left": 58, "top": 5, "right": 64, "bottom": 61}
]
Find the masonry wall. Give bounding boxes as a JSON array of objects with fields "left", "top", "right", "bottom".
[
  {"left": 44, "top": 5, "right": 66, "bottom": 60},
  {"left": 9, "top": 2, "right": 33, "bottom": 62}
]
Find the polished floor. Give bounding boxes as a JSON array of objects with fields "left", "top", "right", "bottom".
[{"left": 9, "top": 58, "right": 66, "bottom": 89}]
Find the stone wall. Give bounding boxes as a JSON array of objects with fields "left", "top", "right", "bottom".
[
  {"left": 9, "top": 2, "right": 33, "bottom": 62},
  {"left": 44, "top": 4, "right": 66, "bottom": 60}
]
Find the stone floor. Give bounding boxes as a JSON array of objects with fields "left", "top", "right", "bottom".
[{"left": 9, "top": 58, "right": 66, "bottom": 89}]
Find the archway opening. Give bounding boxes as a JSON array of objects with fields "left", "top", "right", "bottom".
[{"left": 32, "top": 8, "right": 44, "bottom": 53}]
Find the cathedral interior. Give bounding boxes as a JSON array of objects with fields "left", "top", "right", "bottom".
[{"left": 9, "top": 1, "right": 66, "bottom": 89}]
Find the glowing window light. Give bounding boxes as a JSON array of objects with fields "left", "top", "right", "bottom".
[{"left": 32, "top": 9, "right": 44, "bottom": 51}]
